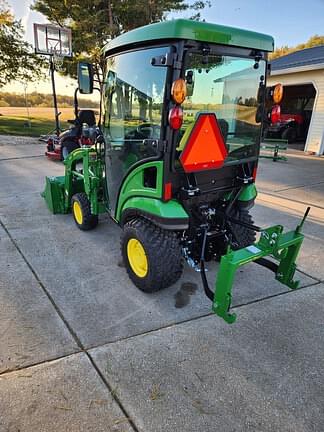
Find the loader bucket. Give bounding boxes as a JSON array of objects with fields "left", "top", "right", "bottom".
[{"left": 42, "top": 176, "right": 66, "bottom": 214}]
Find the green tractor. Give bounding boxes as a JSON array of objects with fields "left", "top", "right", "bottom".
[{"left": 43, "top": 19, "right": 309, "bottom": 324}]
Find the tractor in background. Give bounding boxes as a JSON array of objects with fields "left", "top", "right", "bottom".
[{"left": 263, "top": 84, "right": 313, "bottom": 143}]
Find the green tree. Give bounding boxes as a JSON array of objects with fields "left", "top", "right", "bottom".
[
  {"left": 0, "top": 1, "right": 44, "bottom": 87},
  {"left": 31, "top": 0, "right": 211, "bottom": 82},
  {"left": 270, "top": 34, "right": 324, "bottom": 60}
]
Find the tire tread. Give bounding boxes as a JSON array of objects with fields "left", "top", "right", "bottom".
[
  {"left": 72, "top": 192, "right": 98, "bottom": 231},
  {"left": 231, "top": 210, "right": 256, "bottom": 249},
  {"left": 121, "top": 218, "right": 183, "bottom": 292}
]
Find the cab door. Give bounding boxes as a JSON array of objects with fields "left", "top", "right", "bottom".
[{"left": 102, "top": 46, "right": 170, "bottom": 216}]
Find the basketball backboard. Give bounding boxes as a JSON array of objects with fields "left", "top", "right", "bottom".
[{"left": 33, "top": 23, "right": 72, "bottom": 57}]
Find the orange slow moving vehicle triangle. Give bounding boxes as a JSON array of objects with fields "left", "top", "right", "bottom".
[{"left": 180, "top": 113, "right": 228, "bottom": 172}]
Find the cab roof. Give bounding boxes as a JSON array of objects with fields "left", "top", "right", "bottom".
[{"left": 103, "top": 19, "right": 274, "bottom": 56}]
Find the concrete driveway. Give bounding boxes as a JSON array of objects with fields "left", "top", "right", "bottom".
[{"left": 0, "top": 136, "right": 323, "bottom": 432}]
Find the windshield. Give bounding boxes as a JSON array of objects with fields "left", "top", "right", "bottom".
[{"left": 179, "top": 52, "right": 266, "bottom": 162}]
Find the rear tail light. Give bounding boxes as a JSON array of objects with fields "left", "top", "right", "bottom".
[
  {"left": 164, "top": 182, "right": 172, "bottom": 201},
  {"left": 270, "top": 104, "right": 281, "bottom": 124},
  {"left": 252, "top": 166, "right": 258, "bottom": 181},
  {"left": 169, "top": 106, "right": 183, "bottom": 130}
]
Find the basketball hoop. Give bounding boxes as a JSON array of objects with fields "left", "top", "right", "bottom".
[
  {"left": 33, "top": 23, "right": 72, "bottom": 57},
  {"left": 33, "top": 23, "right": 73, "bottom": 136}
]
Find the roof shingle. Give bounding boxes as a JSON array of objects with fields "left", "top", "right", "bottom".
[{"left": 271, "top": 45, "right": 324, "bottom": 70}]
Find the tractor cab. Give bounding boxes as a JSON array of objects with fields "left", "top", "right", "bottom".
[
  {"left": 78, "top": 21, "right": 271, "bottom": 221},
  {"left": 43, "top": 20, "right": 309, "bottom": 324}
]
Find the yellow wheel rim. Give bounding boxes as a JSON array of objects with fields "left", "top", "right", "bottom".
[
  {"left": 127, "top": 238, "right": 148, "bottom": 278},
  {"left": 73, "top": 201, "right": 83, "bottom": 225}
]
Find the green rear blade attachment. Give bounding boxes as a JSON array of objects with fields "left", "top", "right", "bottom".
[{"left": 213, "top": 207, "right": 310, "bottom": 324}]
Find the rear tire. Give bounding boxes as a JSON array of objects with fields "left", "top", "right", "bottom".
[
  {"left": 281, "top": 127, "right": 297, "bottom": 144},
  {"left": 121, "top": 218, "right": 183, "bottom": 293},
  {"left": 71, "top": 193, "right": 98, "bottom": 231},
  {"left": 230, "top": 209, "right": 256, "bottom": 249}
]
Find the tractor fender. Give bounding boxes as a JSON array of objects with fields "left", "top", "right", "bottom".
[
  {"left": 120, "top": 197, "right": 189, "bottom": 230},
  {"left": 237, "top": 184, "right": 257, "bottom": 210}
]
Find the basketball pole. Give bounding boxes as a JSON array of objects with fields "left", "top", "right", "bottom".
[
  {"left": 49, "top": 54, "right": 60, "bottom": 136},
  {"left": 33, "top": 23, "right": 72, "bottom": 140}
]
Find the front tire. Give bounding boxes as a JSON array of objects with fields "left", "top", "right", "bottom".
[
  {"left": 121, "top": 218, "right": 183, "bottom": 293},
  {"left": 71, "top": 193, "right": 98, "bottom": 231}
]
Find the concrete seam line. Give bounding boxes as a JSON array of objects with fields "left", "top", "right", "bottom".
[
  {"left": 86, "top": 282, "right": 322, "bottom": 351},
  {"left": 85, "top": 312, "right": 215, "bottom": 351},
  {"left": 0, "top": 155, "right": 44, "bottom": 162},
  {"left": 0, "top": 350, "right": 82, "bottom": 377},
  {"left": 258, "top": 192, "right": 324, "bottom": 211},
  {"left": 275, "top": 180, "right": 324, "bottom": 193},
  {"left": 295, "top": 268, "right": 321, "bottom": 282},
  {"left": 0, "top": 216, "right": 140, "bottom": 432},
  {"left": 1, "top": 279, "right": 322, "bottom": 376},
  {"left": 232, "top": 280, "right": 322, "bottom": 310},
  {"left": 84, "top": 352, "right": 141, "bottom": 432},
  {"left": 0, "top": 217, "right": 84, "bottom": 350}
]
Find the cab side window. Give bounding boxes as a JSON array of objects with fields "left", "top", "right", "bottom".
[
  {"left": 102, "top": 46, "right": 169, "bottom": 214},
  {"left": 103, "top": 47, "right": 169, "bottom": 171}
]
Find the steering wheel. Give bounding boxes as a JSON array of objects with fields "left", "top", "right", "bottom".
[{"left": 136, "top": 123, "right": 161, "bottom": 139}]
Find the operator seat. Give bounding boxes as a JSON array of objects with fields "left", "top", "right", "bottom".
[{"left": 77, "top": 109, "right": 96, "bottom": 127}]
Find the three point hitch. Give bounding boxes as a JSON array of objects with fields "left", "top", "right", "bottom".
[{"left": 204, "top": 207, "right": 310, "bottom": 324}]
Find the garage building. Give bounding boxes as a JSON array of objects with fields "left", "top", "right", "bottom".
[{"left": 268, "top": 46, "right": 324, "bottom": 155}]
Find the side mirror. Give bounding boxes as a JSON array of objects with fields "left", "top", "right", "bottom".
[
  {"left": 77, "top": 62, "right": 94, "bottom": 94},
  {"left": 257, "top": 83, "right": 265, "bottom": 104},
  {"left": 255, "top": 105, "right": 263, "bottom": 123}
]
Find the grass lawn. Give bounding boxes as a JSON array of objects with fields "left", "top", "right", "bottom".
[
  {"left": 0, "top": 115, "right": 69, "bottom": 137},
  {"left": 0, "top": 107, "right": 73, "bottom": 137}
]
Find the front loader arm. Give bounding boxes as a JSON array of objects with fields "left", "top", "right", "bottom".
[{"left": 63, "top": 147, "right": 106, "bottom": 215}]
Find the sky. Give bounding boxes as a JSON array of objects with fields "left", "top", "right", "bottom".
[{"left": 3, "top": 0, "right": 324, "bottom": 97}]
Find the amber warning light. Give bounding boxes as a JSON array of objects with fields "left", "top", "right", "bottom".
[
  {"left": 273, "top": 83, "right": 283, "bottom": 104},
  {"left": 171, "top": 78, "right": 187, "bottom": 104},
  {"left": 180, "top": 113, "right": 228, "bottom": 173}
]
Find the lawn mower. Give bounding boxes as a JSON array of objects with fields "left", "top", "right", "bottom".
[
  {"left": 263, "top": 84, "right": 312, "bottom": 143},
  {"left": 42, "top": 19, "right": 308, "bottom": 324},
  {"left": 45, "top": 88, "right": 98, "bottom": 161}
]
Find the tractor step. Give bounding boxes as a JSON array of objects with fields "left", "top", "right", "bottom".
[{"left": 212, "top": 208, "right": 310, "bottom": 324}]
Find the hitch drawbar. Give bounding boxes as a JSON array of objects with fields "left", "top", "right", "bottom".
[{"left": 212, "top": 207, "right": 310, "bottom": 324}]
